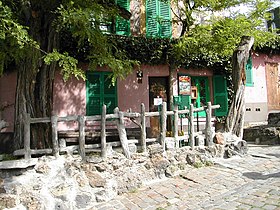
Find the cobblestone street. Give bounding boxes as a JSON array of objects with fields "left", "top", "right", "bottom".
[{"left": 92, "top": 144, "right": 280, "bottom": 210}]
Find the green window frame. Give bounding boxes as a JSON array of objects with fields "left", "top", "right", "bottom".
[
  {"left": 86, "top": 72, "right": 118, "bottom": 115},
  {"left": 146, "top": 0, "right": 171, "bottom": 38},
  {"left": 213, "top": 75, "right": 228, "bottom": 117},
  {"left": 116, "top": 0, "right": 131, "bottom": 35},
  {"left": 99, "top": 0, "right": 130, "bottom": 35},
  {"left": 245, "top": 55, "right": 253, "bottom": 87}
]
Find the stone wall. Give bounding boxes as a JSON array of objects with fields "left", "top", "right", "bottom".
[
  {"left": 243, "top": 112, "right": 280, "bottom": 145},
  {"left": 0, "top": 144, "right": 224, "bottom": 210}
]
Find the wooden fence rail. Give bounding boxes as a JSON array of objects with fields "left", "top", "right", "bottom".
[{"left": 16, "top": 102, "right": 220, "bottom": 160}]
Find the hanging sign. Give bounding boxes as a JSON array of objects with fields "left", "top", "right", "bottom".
[{"left": 179, "top": 76, "right": 191, "bottom": 95}]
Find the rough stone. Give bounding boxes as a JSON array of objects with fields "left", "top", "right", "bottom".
[
  {"left": 87, "top": 171, "right": 106, "bottom": 188},
  {"left": 20, "top": 193, "right": 43, "bottom": 210},
  {"left": 35, "top": 159, "right": 50, "bottom": 174},
  {"left": 51, "top": 183, "right": 71, "bottom": 198},
  {"left": 0, "top": 194, "right": 17, "bottom": 209},
  {"left": 75, "top": 194, "right": 92, "bottom": 209},
  {"left": 268, "top": 112, "right": 280, "bottom": 126},
  {"left": 214, "top": 132, "right": 225, "bottom": 145},
  {"left": 148, "top": 144, "right": 164, "bottom": 156}
]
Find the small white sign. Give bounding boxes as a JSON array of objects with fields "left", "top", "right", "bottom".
[{"left": 154, "top": 98, "right": 163, "bottom": 106}]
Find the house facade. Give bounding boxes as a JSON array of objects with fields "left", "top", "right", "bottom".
[
  {"left": 244, "top": 51, "right": 280, "bottom": 124},
  {"left": 1, "top": 0, "right": 280, "bottom": 136}
]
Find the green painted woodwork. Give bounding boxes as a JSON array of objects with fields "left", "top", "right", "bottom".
[
  {"left": 116, "top": 0, "right": 130, "bottom": 35},
  {"left": 86, "top": 72, "right": 118, "bottom": 115},
  {"left": 146, "top": 0, "right": 171, "bottom": 38},
  {"left": 213, "top": 75, "right": 228, "bottom": 117},
  {"left": 192, "top": 77, "right": 210, "bottom": 117},
  {"left": 245, "top": 55, "right": 253, "bottom": 86}
]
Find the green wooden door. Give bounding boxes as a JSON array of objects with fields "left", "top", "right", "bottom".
[
  {"left": 213, "top": 75, "right": 228, "bottom": 117},
  {"left": 192, "top": 77, "right": 210, "bottom": 117},
  {"left": 86, "top": 72, "right": 117, "bottom": 115}
]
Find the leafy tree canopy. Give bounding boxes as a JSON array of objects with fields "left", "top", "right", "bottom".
[
  {"left": 0, "top": 0, "right": 137, "bottom": 81},
  {"left": 172, "top": 0, "right": 279, "bottom": 67}
]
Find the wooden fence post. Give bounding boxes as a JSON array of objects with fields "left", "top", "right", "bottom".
[
  {"left": 78, "top": 115, "right": 86, "bottom": 160},
  {"left": 101, "top": 104, "right": 107, "bottom": 158},
  {"left": 160, "top": 102, "right": 167, "bottom": 151},
  {"left": 173, "top": 104, "right": 179, "bottom": 148},
  {"left": 24, "top": 112, "right": 31, "bottom": 159},
  {"left": 114, "top": 107, "right": 131, "bottom": 159},
  {"left": 140, "top": 103, "right": 146, "bottom": 153},
  {"left": 190, "top": 104, "right": 195, "bottom": 150},
  {"left": 205, "top": 102, "right": 213, "bottom": 146},
  {"left": 51, "top": 115, "right": 59, "bottom": 157}
]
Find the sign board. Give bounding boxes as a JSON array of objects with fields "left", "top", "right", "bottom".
[
  {"left": 179, "top": 76, "right": 191, "bottom": 95},
  {"left": 154, "top": 97, "right": 163, "bottom": 106}
]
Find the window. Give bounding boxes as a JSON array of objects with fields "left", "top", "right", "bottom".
[
  {"left": 146, "top": 0, "right": 171, "bottom": 38},
  {"left": 99, "top": 0, "right": 130, "bottom": 35},
  {"left": 245, "top": 55, "right": 253, "bottom": 86},
  {"left": 86, "top": 72, "right": 118, "bottom": 115},
  {"left": 116, "top": 0, "right": 131, "bottom": 35},
  {"left": 213, "top": 75, "right": 228, "bottom": 117}
]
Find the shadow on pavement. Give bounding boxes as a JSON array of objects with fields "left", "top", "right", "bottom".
[
  {"left": 266, "top": 153, "right": 280, "bottom": 158},
  {"left": 243, "top": 172, "right": 280, "bottom": 180}
]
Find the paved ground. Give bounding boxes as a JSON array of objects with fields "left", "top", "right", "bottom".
[{"left": 92, "top": 144, "right": 280, "bottom": 210}]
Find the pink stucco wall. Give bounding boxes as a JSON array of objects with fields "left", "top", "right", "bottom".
[
  {"left": 53, "top": 71, "right": 86, "bottom": 130},
  {"left": 245, "top": 52, "right": 280, "bottom": 104},
  {"left": 0, "top": 71, "right": 17, "bottom": 132},
  {"left": 118, "top": 64, "right": 169, "bottom": 113}
]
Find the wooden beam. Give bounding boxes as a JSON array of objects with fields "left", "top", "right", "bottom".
[
  {"left": 78, "top": 115, "right": 86, "bottom": 160},
  {"left": 160, "top": 102, "right": 167, "bottom": 151},
  {"left": 114, "top": 107, "right": 131, "bottom": 159},
  {"left": 101, "top": 104, "right": 107, "bottom": 158},
  {"left": 140, "top": 103, "right": 146, "bottom": 152},
  {"left": 24, "top": 113, "right": 31, "bottom": 159},
  {"left": 51, "top": 115, "right": 59, "bottom": 157}
]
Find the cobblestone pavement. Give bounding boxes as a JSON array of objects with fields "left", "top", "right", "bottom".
[{"left": 92, "top": 144, "right": 280, "bottom": 210}]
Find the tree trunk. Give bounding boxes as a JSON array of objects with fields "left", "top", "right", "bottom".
[
  {"left": 225, "top": 36, "right": 254, "bottom": 138},
  {"left": 13, "top": 3, "right": 59, "bottom": 150}
]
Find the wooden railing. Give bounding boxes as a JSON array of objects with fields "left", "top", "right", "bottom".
[{"left": 14, "top": 102, "right": 220, "bottom": 160}]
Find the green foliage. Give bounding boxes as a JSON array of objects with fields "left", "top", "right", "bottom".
[
  {"left": 44, "top": 50, "right": 85, "bottom": 81},
  {"left": 173, "top": 0, "right": 279, "bottom": 69},
  {"left": 0, "top": 0, "right": 136, "bottom": 83},
  {"left": 56, "top": 1, "right": 137, "bottom": 82},
  {"left": 0, "top": 1, "right": 37, "bottom": 75}
]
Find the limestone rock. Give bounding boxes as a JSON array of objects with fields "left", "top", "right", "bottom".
[
  {"left": 86, "top": 171, "right": 106, "bottom": 188},
  {"left": 213, "top": 132, "right": 225, "bottom": 145},
  {"left": 0, "top": 194, "right": 17, "bottom": 209},
  {"left": 75, "top": 194, "right": 92, "bottom": 209}
]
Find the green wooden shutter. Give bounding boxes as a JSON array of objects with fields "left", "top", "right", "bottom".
[
  {"left": 213, "top": 75, "right": 228, "bottom": 117},
  {"left": 159, "top": 0, "right": 171, "bottom": 38},
  {"left": 87, "top": 72, "right": 118, "bottom": 115},
  {"left": 146, "top": 0, "right": 159, "bottom": 37},
  {"left": 245, "top": 56, "right": 253, "bottom": 86},
  {"left": 116, "top": 0, "right": 130, "bottom": 35}
]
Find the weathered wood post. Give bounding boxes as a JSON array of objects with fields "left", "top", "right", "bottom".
[
  {"left": 189, "top": 104, "right": 195, "bottom": 150},
  {"left": 78, "top": 115, "right": 86, "bottom": 160},
  {"left": 205, "top": 102, "right": 213, "bottom": 146},
  {"left": 24, "top": 112, "right": 31, "bottom": 159},
  {"left": 51, "top": 115, "right": 59, "bottom": 157},
  {"left": 101, "top": 104, "right": 107, "bottom": 158},
  {"left": 160, "top": 102, "right": 167, "bottom": 151},
  {"left": 173, "top": 104, "right": 179, "bottom": 148},
  {"left": 114, "top": 107, "right": 131, "bottom": 159},
  {"left": 140, "top": 103, "right": 146, "bottom": 153}
]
